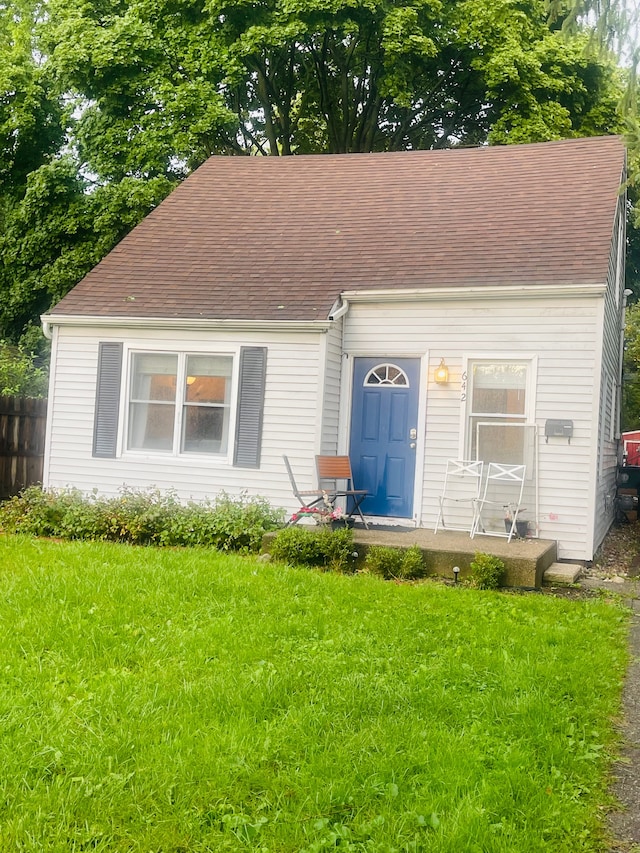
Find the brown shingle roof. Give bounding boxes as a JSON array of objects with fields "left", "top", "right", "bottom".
[{"left": 49, "top": 136, "right": 625, "bottom": 322}]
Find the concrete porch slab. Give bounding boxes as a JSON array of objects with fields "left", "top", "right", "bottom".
[{"left": 350, "top": 527, "right": 557, "bottom": 588}]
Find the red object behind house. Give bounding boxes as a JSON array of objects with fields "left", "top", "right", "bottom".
[{"left": 622, "top": 431, "right": 640, "bottom": 466}]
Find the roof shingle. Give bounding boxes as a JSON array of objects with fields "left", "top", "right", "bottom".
[{"left": 49, "top": 136, "right": 626, "bottom": 322}]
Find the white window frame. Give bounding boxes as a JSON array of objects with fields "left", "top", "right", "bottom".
[
  {"left": 123, "top": 348, "right": 239, "bottom": 461},
  {"left": 462, "top": 355, "right": 537, "bottom": 464}
]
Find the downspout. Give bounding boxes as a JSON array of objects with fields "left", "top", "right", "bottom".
[{"left": 328, "top": 297, "right": 350, "bottom": 321}]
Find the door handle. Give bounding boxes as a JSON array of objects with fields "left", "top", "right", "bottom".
[{"left": 410, "top": 428, "right": 417, "bottom": 440}]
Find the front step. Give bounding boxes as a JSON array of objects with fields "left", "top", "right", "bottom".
[{"left": 543, "top": 562, "right": 583, "bottom": 585}]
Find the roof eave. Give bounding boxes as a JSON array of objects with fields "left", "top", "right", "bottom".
[
  {"left": 40, "top": 314, "right": 333, "bottom": 338},
  {"left": 340, "top": 282, "right": 608, "bottom": 303}
]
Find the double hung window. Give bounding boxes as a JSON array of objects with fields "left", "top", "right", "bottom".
[
  {"left": 128, "top": 352, "right": 233, "bottom": 455},
  {"left": 467, "top": 361, "right": 530, "bottom": 464},
  {"left": 93, "top": 343, "right": 266, "bottom": 467}
]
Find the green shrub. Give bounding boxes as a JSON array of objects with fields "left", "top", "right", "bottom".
[
  {"left": 469, "top": 552, "right": 505, "bottom": 590},
  {"left": 0, "top": 485, "right": 75, "bottom": 536},
  {"left": 364, "top": 544, "right": 426, "bottom": 580},
  {"left": 400, "top": 544, "right": 427, "bottom": 579},
  {"left": 164, "top": 492, "right": 283, "bottom": 552},
  {"left": 270, "top": 526, "right": 357, "bottom": 573},
  {"left": 0, "top": 340, "right": 48, "bottom": 397},
  {"left": 363, "top": 545, "right": 404, "bottom": 579},
  {"left": 0, "top": 486, "right": 283, "bottom": 552}
]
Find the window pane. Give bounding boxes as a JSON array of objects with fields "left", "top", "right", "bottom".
[
  {"left": 472, "top": 418, "right": 525, "bottom": 464},
  {"left": 185, "top": 356, "right": 232, "bottom": 404},
  {"left": 471, "top": 363, "right": 526, "bottom": 415},
  {"left": 131, "top": 354, "right": 177, "bottom": 401},
  {"left": 472, "top": 363, "right": 526, "bottom": 389},
  {"left": 472, "top": 387, "right": 526, "bottom": 415},
  {"left": 469, "top": 361, "right": 529, "bottom": 462},
  {"left": 129, "top": 402, "right": 175, "bottom": 450},
  {"left": 182, "top": 406, "right": 228, "bottom": 453},
  {"left": 128, "top": 353, "right": 177, "bottom": 450}
]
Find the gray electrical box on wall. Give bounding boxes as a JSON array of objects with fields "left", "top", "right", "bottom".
[{"left": 544, "top": 419, "right": 574, "bottom": 443}]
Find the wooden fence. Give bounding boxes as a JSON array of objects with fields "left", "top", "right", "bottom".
[{"left": 0, "top": 396, "right": 47, "bottom": 499}]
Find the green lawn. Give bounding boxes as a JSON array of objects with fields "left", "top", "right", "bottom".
[{"left": 0, "top": 536, "right": 630, "bottom": 852}]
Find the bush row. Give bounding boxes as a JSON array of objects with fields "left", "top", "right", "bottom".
[
  {"left": 0, "top": 486, "right": 284, "bottom": 552},
  {"left": 269, "top": 527, "right": 505, "bottom": 588},
  {"left": 1, "top": 486, "right": 506, "bottom": 588},
  {"left": 269, "top": 529, "right": 430, "bottom": 579}
]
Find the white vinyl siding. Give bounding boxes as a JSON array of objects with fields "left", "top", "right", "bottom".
[
  {"left": 592, "top": 196, "right": 626, "bottom": 553},
  {"left": 320, "top": 320, "right": 343, "bottom": 455},
  {"left": 45, "top": 325, "right": 327, "bottom": 516},
  {"left": 343, "top": 296, "right": 603, "bottom": 560}
]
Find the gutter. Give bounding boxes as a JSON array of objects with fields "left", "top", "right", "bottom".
[
  {"left": 339, "top": 283, "right": 608, "bottom": 303},
  {"left": 40, "top": 314, "right": 333, "bottom": 334}
]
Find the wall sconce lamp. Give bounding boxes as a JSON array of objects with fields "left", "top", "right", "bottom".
[{"left": 434, "top": 358, "right": 449, "bottom": 385}]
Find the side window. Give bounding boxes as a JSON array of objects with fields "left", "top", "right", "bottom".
[
  {"left": 92, "top": 344, "right": 266, "bottom": 465},
  {"left": 128, "top": 353, "right": 178, "bottom": 451},
  {"left": 182, "top": 355, "right": 233, "bottom": 454},
  {"left": 127, "top": 352, "right": 234, "bottom": 455},
  {"left": 467, "top": 361, "right": 529, "bottom": 464}
]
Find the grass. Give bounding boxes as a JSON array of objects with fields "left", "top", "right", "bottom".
[{"left": 0, "top": 536, "right": 630, "bottom": 852}]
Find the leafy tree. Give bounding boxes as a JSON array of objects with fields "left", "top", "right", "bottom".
[
  {"left": 41, "top": 0, "right": 626, "bottom": 167},
  {"left": 0, "top": 340, "right": 48, "bottom": 397},
  {"left": 0, "top": 159, "right": 174, "bottom": 342},
  {"left": 0, "top": 0, "right": 65, "bottom": 198}
]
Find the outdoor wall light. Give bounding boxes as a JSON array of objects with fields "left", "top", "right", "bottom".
[{"left": 434, "top": 358, "right": 449, "bottom": 385}]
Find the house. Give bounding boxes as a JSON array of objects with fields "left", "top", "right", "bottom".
[{"left": 41, "top": 136, "right": 627, "bottom": 562}]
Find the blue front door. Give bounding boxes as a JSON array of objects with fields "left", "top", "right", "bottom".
[{"left": 349, "top": 358, "right": 420, "bottom": 518}]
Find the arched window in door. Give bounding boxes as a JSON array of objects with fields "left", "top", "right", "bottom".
[{"left": 364, "top": 363, "right": 409, "bottom": 387}]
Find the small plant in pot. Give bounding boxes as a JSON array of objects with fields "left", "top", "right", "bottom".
[{"left": 503, "top": 507, "right": 529, "bottom": 538}]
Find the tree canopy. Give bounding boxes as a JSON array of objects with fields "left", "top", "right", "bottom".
[{"left": 41, "top": 0, "right": 626, "bottom": 168}]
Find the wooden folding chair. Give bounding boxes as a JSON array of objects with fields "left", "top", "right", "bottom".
[
  {"left": 283, "top": 455, "right": 327, "bottom": 525},
  {"left": 315, "top": 455, "right": 369, "bottom": 528}
]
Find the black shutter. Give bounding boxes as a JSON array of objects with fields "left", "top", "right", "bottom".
[
  {"left": 92, "top": 342, "right": 123, "bottom": 458},
  {"left": 233, "top": 347, "right": 267, "bottom": 468}
]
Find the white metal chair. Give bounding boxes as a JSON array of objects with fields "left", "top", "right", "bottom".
[
  {"left": 471, "top": 462, "right": 527, "bottom": 542},
  {"left": 434, "top": 460, "right": 484, "bottom": 534}
]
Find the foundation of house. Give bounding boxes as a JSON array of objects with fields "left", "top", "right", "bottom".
[
  {"left": 264, "top": 525, "right": 558, "bottom": 588},
  {"left": 351, "top": 527, "right": 557, "bottom": 588}
]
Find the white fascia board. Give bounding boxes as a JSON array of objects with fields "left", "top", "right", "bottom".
[
  {"left": 41, "top": 314, "right": 332, "bottom": 335},
  {"left": 340, "top": 283, "right": 607, "bottom": 303}
]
